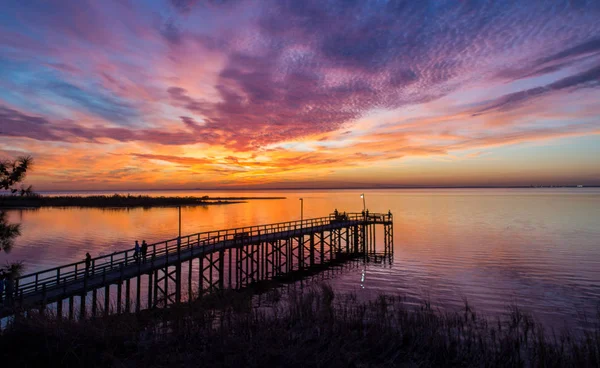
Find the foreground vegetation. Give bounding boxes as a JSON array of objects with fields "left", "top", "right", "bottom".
[
  {"left": 0, "top": 194, "right": 285, "bottom": 208},
  {"left": 1, "top": 285, "right": 598, "bottom": 367}
]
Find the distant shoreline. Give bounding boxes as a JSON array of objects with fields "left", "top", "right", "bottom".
[
  {"left": 0, "top": 194, "right": 286, "bottom": 209},
  {"left": 31, "top": 185, "right": 600, "bottom": 194}
]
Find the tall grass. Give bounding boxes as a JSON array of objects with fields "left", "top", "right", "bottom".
[{"left": 1, "top": 285, "right": 598, "bottom": 367}]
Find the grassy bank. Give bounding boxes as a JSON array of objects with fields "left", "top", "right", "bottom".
[
  {"left": 1, "top": 286, "right": 598, "bottom": 367},
  {"left": 0, "top": 194, "right": 286, "bottom": 208}
]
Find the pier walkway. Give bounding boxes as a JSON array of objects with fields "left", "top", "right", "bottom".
[{"left": 1, "top": 212, "right": 393, "bottom": 320}]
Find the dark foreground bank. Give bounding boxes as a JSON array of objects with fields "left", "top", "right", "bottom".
[
  {"left": 0, "top": 194, "right": 286, "bottom": 208},
  {"left": 1, "top": 286, "right": 598, "bottom": 367}
]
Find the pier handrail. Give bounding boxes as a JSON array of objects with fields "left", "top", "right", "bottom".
[{"left": 4, "top": 212, "right": 392, "bottom": 302}]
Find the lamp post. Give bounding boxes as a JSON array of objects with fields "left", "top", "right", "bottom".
[
  {"left": 360, "top": 193, "right": 366, "bottom": 212},
  {"left": 299, "top": 198, "right": 304, "bottom": 221},
  {"left": 178, "top": 205, "right": 182, "bottom": 240}
]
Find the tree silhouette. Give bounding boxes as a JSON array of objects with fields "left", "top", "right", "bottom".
[
  {"left": 0, "top": 211, "right": 21, "bottom": 254},
  {"left": 1, "top": 155, "right": 33, "bottom": 196},
  {"left": 1, "top": 155, "right": 33, "bottom": 278}
]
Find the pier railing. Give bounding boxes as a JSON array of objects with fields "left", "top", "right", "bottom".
[{"left": 3, "top": 212, "right": 392, "bottom": 303}]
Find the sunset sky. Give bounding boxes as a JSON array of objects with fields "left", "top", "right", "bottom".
[{"left": 1, "top": 0, "right": 599, "bottom": 190}]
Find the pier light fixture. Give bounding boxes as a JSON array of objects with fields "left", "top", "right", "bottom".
[
  {"left": 360, "top": 193, "right": 366, "bottom": 212},
  {"left": 299, "top": 197, "right": 304, "bottom": 221},
  {"left": 178, "top": 205, "right": 182, "bottom": 246}
]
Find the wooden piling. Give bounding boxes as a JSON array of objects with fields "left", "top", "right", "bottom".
[
  {"left": 92, "top": 289, "right": 97, "bottom": 317},
  {"left": 117, "top": 282, "right": 122, "bottom": 314},
  {"left": 188, "top": 259, "right": 192, "bottom": 302},
  {"left": 57, "top": 298, "right": 63, "bottom": 319},
  {"left": 104, "top": 285, "right": 110, "bottom": 316},
  {"left": 68, "top": 296, "right": 74, "bottom": 320},
  {"left": 147, "top": 272, "right": 153, "bottom": 309},
  {"left": 218, "top": 250, "right": 224, "bottom": 290},
  {"left": 153, "top": 270, "right": 158, "bottom": 308},
  {"left": 175, "top": 263, "right": 181, "bottom": 304},
  {"left": 125, "top": 279, "right": 131, "bottom": 313},
  {"left": 310, "top": 234, "right": 315, "bottom": 267},
  {"left": 80, "top": 291, "right": 86, "bottom": 320},
  {"left": 136, "top": 275, "right": 141, "bottom": 313}
]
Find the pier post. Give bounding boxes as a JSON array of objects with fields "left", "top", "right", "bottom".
[
  {"left": 310, "top": 234, "right": 315, "bottom": 267},
  {"left": 57, "top": 298, "right": 63, "bottom": 320},
  {"left": 345, "top": 227, "right": 350, "bottom": 253},
  {"left": 117, "top": 282, "right": 122, "bottom": 314},
  {"left": 153, "top": 270, "right": 158, "bottom": 308},
  {"left": 164, "top": 268, "right": 169, "bottom": 305},
  {"left": 92, "top": 289, "right": 97, "bottom": 317},
  {"left": 82, "top": 272, "right": 88, "bottom": 316},
  {"left": 125, "top": 279, "right": 131, "bottom": 313},
  {"left": 199, "top": 256, "right": 204, "bottom": 294},
  {"left": 40, "top": 284, "right": 47, "bottom": 316},
  {"left": 297, "top": 236, "right": 303, "bottom": 270},
  {"left": 273, "top": 240, "right": 279, "bottom": 276},
  {"left": 188, "top": 259, "right": 193, "bottom": 302},
  {"left": 330, "top": 230, "right": 337, "bottom": 259},
  {"left": 320, "top": 231, "right": 325, "bottom": 263},
  {"left": 353, "top": 225, "right": 358, "bottom": 254},
  {"left": 136, "top": 275, "right": 141, "bottom": 313},
  {"left": 209, "top": 252, "right": 214, "bottom": 291},
  {"left": 175, "top": 263, "right": 182, "bottom": 304},
  {"left": 219, "top": 250, "right": 225, "bottom": 290},
  {"left": 289, "top": 238, "right": 293, "bottom": 272},
  {"left": 260, "top": 243, "right": 264, "bottom": 281},
  {"left": 147, "top": 272, "right": 153, "bottom": 309},
  {"left": 176, "top": 238, "right": 182, "bottom": 303},
  {"left": 254, "top": 244, "right": 259, "bottom": 282},
  {"left": 228, "top": 248, "right": 232, "bottom": 289},
  {"left": 384, "top": 222, "right": 393, "bottom": 256},
  {"left": 79, "top": 291, "right": 86, "bottom": 320},
  {"left": 68, "top": 296, "right": 74, "bottom": 320},
  {"left": 245, "top": 245, "right": 250, "bottom": 285},
  {"left": 361, "top": 223, "right": 366, "bottom": 253},
  {"left": 328, "top": 230, "right": 333, "bottom": 260},
  {"left": 373, "top": 224, "right": 376, "bottom": 252},
  {"left": 104, "top": 285, "right": 110, "bottom": 316}
]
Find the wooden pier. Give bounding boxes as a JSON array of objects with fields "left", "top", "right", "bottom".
[{"left": 0, "top": 211, "right": 393, "bottom": 320}]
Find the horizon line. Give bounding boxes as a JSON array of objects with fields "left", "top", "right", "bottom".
[{"left": 34, "top": 185, "right": 600, "bottom": 193}]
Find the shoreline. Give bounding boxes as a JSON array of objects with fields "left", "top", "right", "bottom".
[{"left": 0, "top": 194, "right": 286, "bottom": 209}]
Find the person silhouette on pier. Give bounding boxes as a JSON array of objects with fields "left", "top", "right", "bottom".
[
  {"left": 134, "top": 240, "right": 140, "bottom": 262},
  {"left": 85, "top": 252, "right": 92, "bottom": 274},
  {"left": 141, "top": 240, "right": 148, "bottom": 262}
]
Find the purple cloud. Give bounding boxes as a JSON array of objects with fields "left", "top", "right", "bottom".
[
  {"left": 475, "top": 64, "right": 600, "bottom": 115},
  {"left": 2, "top": 0, "right": 600, "bottom": 154}
]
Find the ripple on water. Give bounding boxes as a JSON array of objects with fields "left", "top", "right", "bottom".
[{"left": 1, "top": 189, "right": 599, "bottom": 331}]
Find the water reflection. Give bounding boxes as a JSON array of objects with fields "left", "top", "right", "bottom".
[{"left": 1, "top": 188, "right": 599, "bottom": 330}]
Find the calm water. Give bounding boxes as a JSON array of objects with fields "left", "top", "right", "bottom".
[{"left": 2, "top": 188, "right": 599, "bottom": 330}]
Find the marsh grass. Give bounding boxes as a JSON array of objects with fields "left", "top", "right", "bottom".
[{"left": 1, "top": 285, "right": 598, "bottom": 367}]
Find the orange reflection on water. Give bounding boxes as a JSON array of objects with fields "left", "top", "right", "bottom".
[{"left": 1, "top": 189, "right": 599, "bottom": 331}]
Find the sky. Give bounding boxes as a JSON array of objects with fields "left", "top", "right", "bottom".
[{"left": 1, "top": 0, "right": 599, "bottom": 190}]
